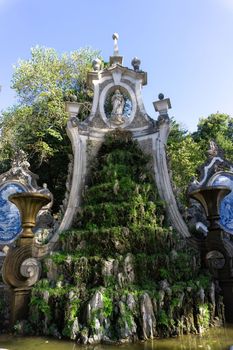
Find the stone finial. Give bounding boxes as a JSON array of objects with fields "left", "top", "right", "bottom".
[
  {"left": 65, "top": 101, "right": 80, "bottom": 118},
  {"left": 153, "top": 93, "right": 171, "bottom": 125},
  {"left": 112, "top": 32, "right": 119, "bottom": 56},
  {"left": 153, "top": 93, "right": 171, "bottom": 116},
  {"left": 92, "top": 58, "right": 102, "bottom": 72},
  {"left": 158, "top": 93, "right": 164, "bottom": 100},
  {"left": 110, "top": 33, "right": 123, "bottom": 66},
  {"left": 131, "top": 57, "right": 141, "bottom": 72}
]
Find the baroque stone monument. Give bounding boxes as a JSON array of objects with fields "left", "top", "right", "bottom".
[
  {"left": 53, "top": 33, "right": 190, "bottom": 250},
  {"left": 1, "top": 33, "right": 228, "bottom": 336}
]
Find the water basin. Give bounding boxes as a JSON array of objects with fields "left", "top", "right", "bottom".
[{"left": 0, "top": 325, "right": 233, "bottom": 350}]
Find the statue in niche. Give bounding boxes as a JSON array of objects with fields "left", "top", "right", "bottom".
[{"left": 110, "top": 89, "right": 125, "bottom": 125}]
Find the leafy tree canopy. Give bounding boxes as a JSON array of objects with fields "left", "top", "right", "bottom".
[
  {"left": 167, "top": 119, "right": 204, "bottom": 203},
  {"left": 168, "top": 113, "right": 233, "bottom": 206},
  {"left": 0, "top": 46, "right": 101, "bottom": 211},
  {"left": 193, "top": 113, "right": 233, "bottom": 162}
]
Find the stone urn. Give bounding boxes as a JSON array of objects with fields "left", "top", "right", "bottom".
[
  {"left": 189, "top": 186, "right": 230, "bottom": 231},
  {"left": 9, "top": 192, "right": 51, "bottom": 246}
]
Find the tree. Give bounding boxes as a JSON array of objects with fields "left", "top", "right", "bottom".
[
  {"left": 0, "top": 46, "right": 101, "bottom": 211},
  {"left": 167, "top": 119, "right": 205, "bottom": 204},
  {"left": 193, "top": 113, "right": 233, "bottom": 162},
  {"left": 167, "top": 113, "right": 233, "bottom": 206}
]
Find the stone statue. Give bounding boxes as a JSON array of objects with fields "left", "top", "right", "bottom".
[
  {"left": 39, "top": 183, "right": 53, "bottom": 210},
  {"left": 0, "top": 149, "right": 39, "bottom": 191},
  {"left": 111, "top": 89, "right": 125, "bottom": 125},
  {"left": 208, "top": 140, "right": 219, "bottom": 158}
]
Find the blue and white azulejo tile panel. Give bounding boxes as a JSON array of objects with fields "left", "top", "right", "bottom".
[
  {"left": 0, "top": 182, "right": 26, "bottom": 244},
  {"left": 212, "top": 173, "right": 233, "bottom": 234}
]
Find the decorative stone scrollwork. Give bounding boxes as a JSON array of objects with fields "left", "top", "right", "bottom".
[
  {"left": 206, "top": 250, "right": 226, "bottom": 270},
  {"left": 60, "top": 154, "right": 74, "bottom": 216},
  {"left": 0, "top": 150, "right": 40, "bottom": 191},
  {"left": 2, "top": 246, "right": 41, "bottom": 288},
  {"left": 20, "top": 258, "right": 41, "bottom": 285}
]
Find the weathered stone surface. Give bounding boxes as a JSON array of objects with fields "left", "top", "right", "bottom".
[
  {"left": 140, "top": 293, "right": 157, "bottom": 339},
  {"left": 117, "top": 299, "right": 137, "bottom": 341}
]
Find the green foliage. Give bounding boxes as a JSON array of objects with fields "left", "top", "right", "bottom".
[
  {"left": 28, "top": 128, "right": 216, "bottom": 340},
  {"left": 167, "top": 119, "right": 204, "bottom": 204},
  {"left": 0, "top": 46, "right": 101, "bottom": 211},
  {"left": 193, "top": 113, "right": 233, "bottom": 162},
  {"left": 197, "top": 303, "right": 210, "bottom": 330},
  {"left": 102, "top": 292, "right": 114, "bottom": 318},
  {"left": 167, "top": 113, "right": 233, "bottom": 205},
  {"left": 30, "top": 294, "right": 51, "bottom": 319},
  {"left": 157, "top": 310, "right": 170, "bottom": 328}
]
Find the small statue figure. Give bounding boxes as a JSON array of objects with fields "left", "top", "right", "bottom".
[
  {"left": 111, "top": 89, "right": 125, "bottom": 125},
  {"left": 208, "top": 140, "right": 219, "bottom": 158},
  {"left": 39, "top": 183, "right": 53, "bottom": 208}
]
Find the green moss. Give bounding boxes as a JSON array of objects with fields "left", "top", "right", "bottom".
[
  {"left": 197, "top": 303, "right": 211, "bottom": 330},
  {"left": 102, "top": 292, "right": 113, "bottom": 318},
  {"left": 30, "top": 295, "right": 51, "bottom": 319},
  {"left": 28, "top": 129, "right": 216, "bottom": 341}
]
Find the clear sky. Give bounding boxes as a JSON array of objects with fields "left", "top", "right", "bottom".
[{"left": 0, "top": 0, "right": 233, "bottom": 132}]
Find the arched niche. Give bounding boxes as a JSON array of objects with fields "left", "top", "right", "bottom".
[{"left": 99, "top": 83, "right": 137, "bottom": 128}]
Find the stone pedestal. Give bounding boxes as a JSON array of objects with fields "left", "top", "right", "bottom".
[
  {"left": 10, "top": 287, "right": 31, "bottom": 325},
  {"left": 220, "top": 280, "right": 233, "bottom": 322},
  {"left": 189, "top": 186, "right": 233, "bottom": 322}
]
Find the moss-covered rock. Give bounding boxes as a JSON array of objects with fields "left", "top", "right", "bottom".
[{"left": 27, "top": 129, "right": 224, "bottom": 342}]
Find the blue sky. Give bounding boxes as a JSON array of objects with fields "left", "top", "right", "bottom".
[{"left": 0, "top": 0, "right": 233, "bottom": 132}]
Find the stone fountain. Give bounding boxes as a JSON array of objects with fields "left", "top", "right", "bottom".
[
  {"left": 190, "top": 185, "right": 233, "bottom": 321},
  {"left": 2, "top": 192, "right": 50, "bottom": 326}
]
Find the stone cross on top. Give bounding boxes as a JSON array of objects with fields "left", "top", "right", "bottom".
[
  {"left": 112, "top": 32, "right": 119, "bottom": 56},
  {"left": 110, "top": 32, "right": 123, "bottom": 66}
]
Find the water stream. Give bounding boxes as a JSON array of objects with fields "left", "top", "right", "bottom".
[{"left": 0, "top": 325, "right": 233, "bottom": 350}]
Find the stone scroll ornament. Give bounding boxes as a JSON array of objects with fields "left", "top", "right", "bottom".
[{"left": 2, "top": 245, "right": 41, "bottom": 288}]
